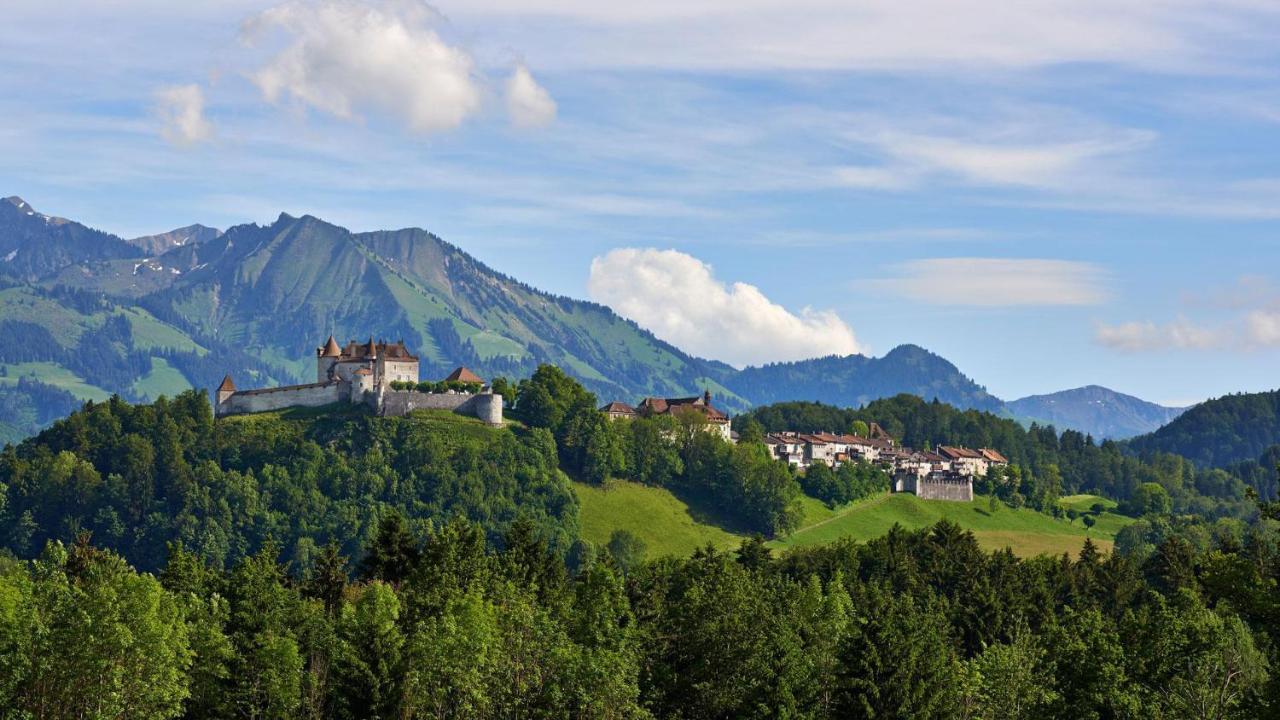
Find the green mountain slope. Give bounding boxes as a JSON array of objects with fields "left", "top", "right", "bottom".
[
  {"left": 1126, "top": 388, "right": 1280, "bottom": 467},
  {"left": 724, "top": 344, "right": 1005, "bottom": 413},
  {"left": 1006, "top": 385, "right": 1185, "bottom": 440}
]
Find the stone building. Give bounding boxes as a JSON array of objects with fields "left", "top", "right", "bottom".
[
  {"left": 635, "top": 390, "right": 732, "bottom": 441},
  {"left": 214, "top": 335, "right": 502, "bottom": 425}
]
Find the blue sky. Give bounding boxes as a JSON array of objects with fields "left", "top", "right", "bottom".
[{"left": 4, "top": 0, "right": 1280, "bottom": 406}]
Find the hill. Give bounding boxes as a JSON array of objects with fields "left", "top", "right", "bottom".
[
  {"left": 1006, "top": 385, "right": 1185, "bottom": 440},
  {"left": 725, "top": 344, "right": 1004, "bottom": 414},
  {"left": 1126, "top": 388, "right": 1280, "bottom": 468},
  {"left": 0, "top": 393, "right": 578, "bottom": 571},
  {"left": 575, "top": 479, "right": 1130, "bottom": 559}
]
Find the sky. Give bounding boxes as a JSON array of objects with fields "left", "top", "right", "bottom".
[{"left": 3, "top": 0, "right": 1280, "bottom": 406}]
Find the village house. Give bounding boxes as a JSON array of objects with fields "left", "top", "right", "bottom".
[
  {"left": 937, "top": 445, "right": 1009, "bottom": 478},
  {"left": 602, "top": 390, "right": 733, "bottom": 442},
  {"left": 215, "top": 335, "right": 502, "bottom": 425}
]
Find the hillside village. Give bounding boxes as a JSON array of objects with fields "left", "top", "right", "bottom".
[{"left": 602, "top": 390, "right": 1008, "bottom": 502}]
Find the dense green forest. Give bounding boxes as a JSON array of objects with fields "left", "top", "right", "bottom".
[
  {"left": 1126, "top": 388, "right": 1280, "bottom": 468},
  {"left": 737, "top": 397, "right": 1269, "bottom": 517},
  {"left": 2, "top": 508, "right": 1278, "bottom": 719},
  {"left": 0, "top": 392, "right": 578, "bottom": 573}
]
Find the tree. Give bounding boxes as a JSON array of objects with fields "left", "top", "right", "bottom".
[
  {"left": 2, "top": 541, "right": 192, "bottom": 720},
  {"left": 1082, "top": 514, "right": 1096, "bottom": 530},
  {"left": 359, "top": 512, "right": 421, "bottom": 586},
  {"left": 964, "top": 634, "right": 1057, "bottom": 720},
  {"left": 1128, "top": 482, "right": 1172, "bottom": 517},
  {"left": 606, "top": 530, "right": 646, "bottom": 573},
  {"left": 836, "top": 588, "right": 962, "bottom": 719},
  {"left": 333, "top": 582, "right": 405, "bottom": 720}
]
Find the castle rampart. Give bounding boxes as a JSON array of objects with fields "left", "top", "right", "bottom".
[
  {"left": 379, "top": 391, "right": 503, "bottom": 426},
  {"left": 218, "top": 382, "right": 343, "bottom": 415}
]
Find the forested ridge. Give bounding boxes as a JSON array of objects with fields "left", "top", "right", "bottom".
[{"left": 1126, "top": 387, "right": 1280, "bottom": 469}]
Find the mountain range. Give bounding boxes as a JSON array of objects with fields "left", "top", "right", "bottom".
[{"left": 0, "top": 194, "right": 1185, "bottom": 442}]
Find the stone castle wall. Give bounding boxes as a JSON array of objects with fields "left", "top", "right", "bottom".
[
  {"left": 894, "top": 473, "right": 973, "bottom": 502},
  {"left": 379, "top": 391, "right": 503, "bottom": 425},
  {"left": 218, "top": 382, "right": 343, "bottom": 416},
  {"left": 915, "top": 477, "right": 973, "bottom": 502}
]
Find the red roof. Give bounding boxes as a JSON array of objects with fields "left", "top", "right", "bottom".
[
  {"left": 444, "top": 367, "right": 484, "bottom": 383},
  {"left": 938, "top": 445, "right": 983, "bottom": 460},
  {"left": 217, "top": 374, "right": 236, "bottom": 392},
  {"left": 979, "top": 448, "right": 1009, "bottom": 464},
  {"left": 320, "top": 335, "right": 341, "bottom": 357},
  {"left": 600, "top": 401, "right": 637, "bottom": 414}
]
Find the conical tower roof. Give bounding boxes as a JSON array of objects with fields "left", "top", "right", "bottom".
[
  {"left": 217, "top": 374, "right": 236, "bottom": 392},
  {"left": 321, "top": 335, "right": 341, "bottom": 357}
]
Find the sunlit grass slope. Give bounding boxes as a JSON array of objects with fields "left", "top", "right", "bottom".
[{"left": 577, "top": 480, "right": 1135, "bottom": 560}]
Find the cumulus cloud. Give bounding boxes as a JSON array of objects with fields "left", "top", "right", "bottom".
[
  {"left": 242, "top": 0, "right": 483, "bottom": 133},
  {"left": 878, "top": 258, "right": 1109, "bottom": 306},
  {"left": 587, "top": 248, "right": 861, "bottom": 367},
  {"left": 156, "top": 84, "right": 214, "bottom": 146},
  {"left": 1094, "top": 319, "right": 1222, "bottom": 352},
  {"left": 506, "top": 63, "right": 556, "bottom": 128}
]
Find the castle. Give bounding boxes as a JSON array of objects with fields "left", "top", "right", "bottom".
[{"left": 214, "top": 336, "right": 503, "bottom": 425}]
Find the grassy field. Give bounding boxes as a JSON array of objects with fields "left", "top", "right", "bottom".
[
  {"left": 773, "top": 492, "right": 1131, "bottom": 556},
  {"left": 132, "top": 357, "right": 192, "bottom": 400},
  {"left": 576, "top": 480, "right": 1135, "bottom": 560},
  {"left": 573, "top": 481, "right": 744, "bottom": 558},
  {"left": 0, "top": 361, "right": 111, "bottom": 403}
]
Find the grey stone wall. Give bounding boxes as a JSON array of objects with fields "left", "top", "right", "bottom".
[
  {"left": 379, "top": 391, "right": 503, "bottom": 425},
  {"left": 894, "top": 473, "right": 973, "bottom": 502},
  {"left": 219, "top": 383, "right": 342, "bottom": 416},
  {"left": 915, "top": 477, "right": 973, "bottom": 502}
]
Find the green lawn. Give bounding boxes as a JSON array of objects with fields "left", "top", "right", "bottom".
[
  {"left": 576, "top": 479, "right": 1135, "bottom": 560},
  {"left": 121, "top": 308, "right": 206, "bottom": 354}
]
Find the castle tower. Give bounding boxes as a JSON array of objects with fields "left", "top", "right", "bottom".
[
  {"left": 215, "top": 375, "right": 236, "bottom": 416},
  {"left": 316, "top": 335, "right": 341, "bottom": 382}
]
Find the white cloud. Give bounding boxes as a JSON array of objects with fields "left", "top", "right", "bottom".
[
  {"left": 156, "top": 84, "right": 214, "bottom": 145},
  {"left": 873, "top": 131, "right": 1153, "bottom": 188},
  {"left": 1097, "top": 277, "right": 1280, "bottom": 353},
  {"left": 242, "top": 0, "right": 482, "bottom": 133},
  {"left": 1245, "top": 311, "right": 1280, "bottom": 346},
  {"left": 435, "top": 0, "right": 1280, "bottom": 74},
  {"left": 1094, "top": 319, "right": 1222, "bottom": 352},
  {"left": 506, "top": 63, "right": 556, "bottom": 128},
  {"left": 587, "top": 247, "right": 861, "bottom": 367},
  {"left": 879, "top": 258, "right": 1109, "bottom": 306}
]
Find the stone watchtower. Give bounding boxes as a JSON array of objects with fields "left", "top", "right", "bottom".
[
  {"left": 316, "top": 335, "right": 341, "bottom": 382},
  {"left": 216, "top": 375, "right": 236, "bottom": 405}
]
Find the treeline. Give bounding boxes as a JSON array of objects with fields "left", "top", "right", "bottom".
[
  {"left": 0, "top": 377, "right": 83, "bottom": 444},
  {"left": 738, "top": 397, "right": 1262, "bottom": 517},
  {"left": 512, "top": 365, "right": 804, "bottom": 536},
  {"left": 3, "top": 510, "right": 1279, "bottom": 719},
  {"left": 1126, "top": 388, "right": 1280, "bottom": 468},
  {"left": 0, "top": 390, "right": 578, "bottom": 572}
]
